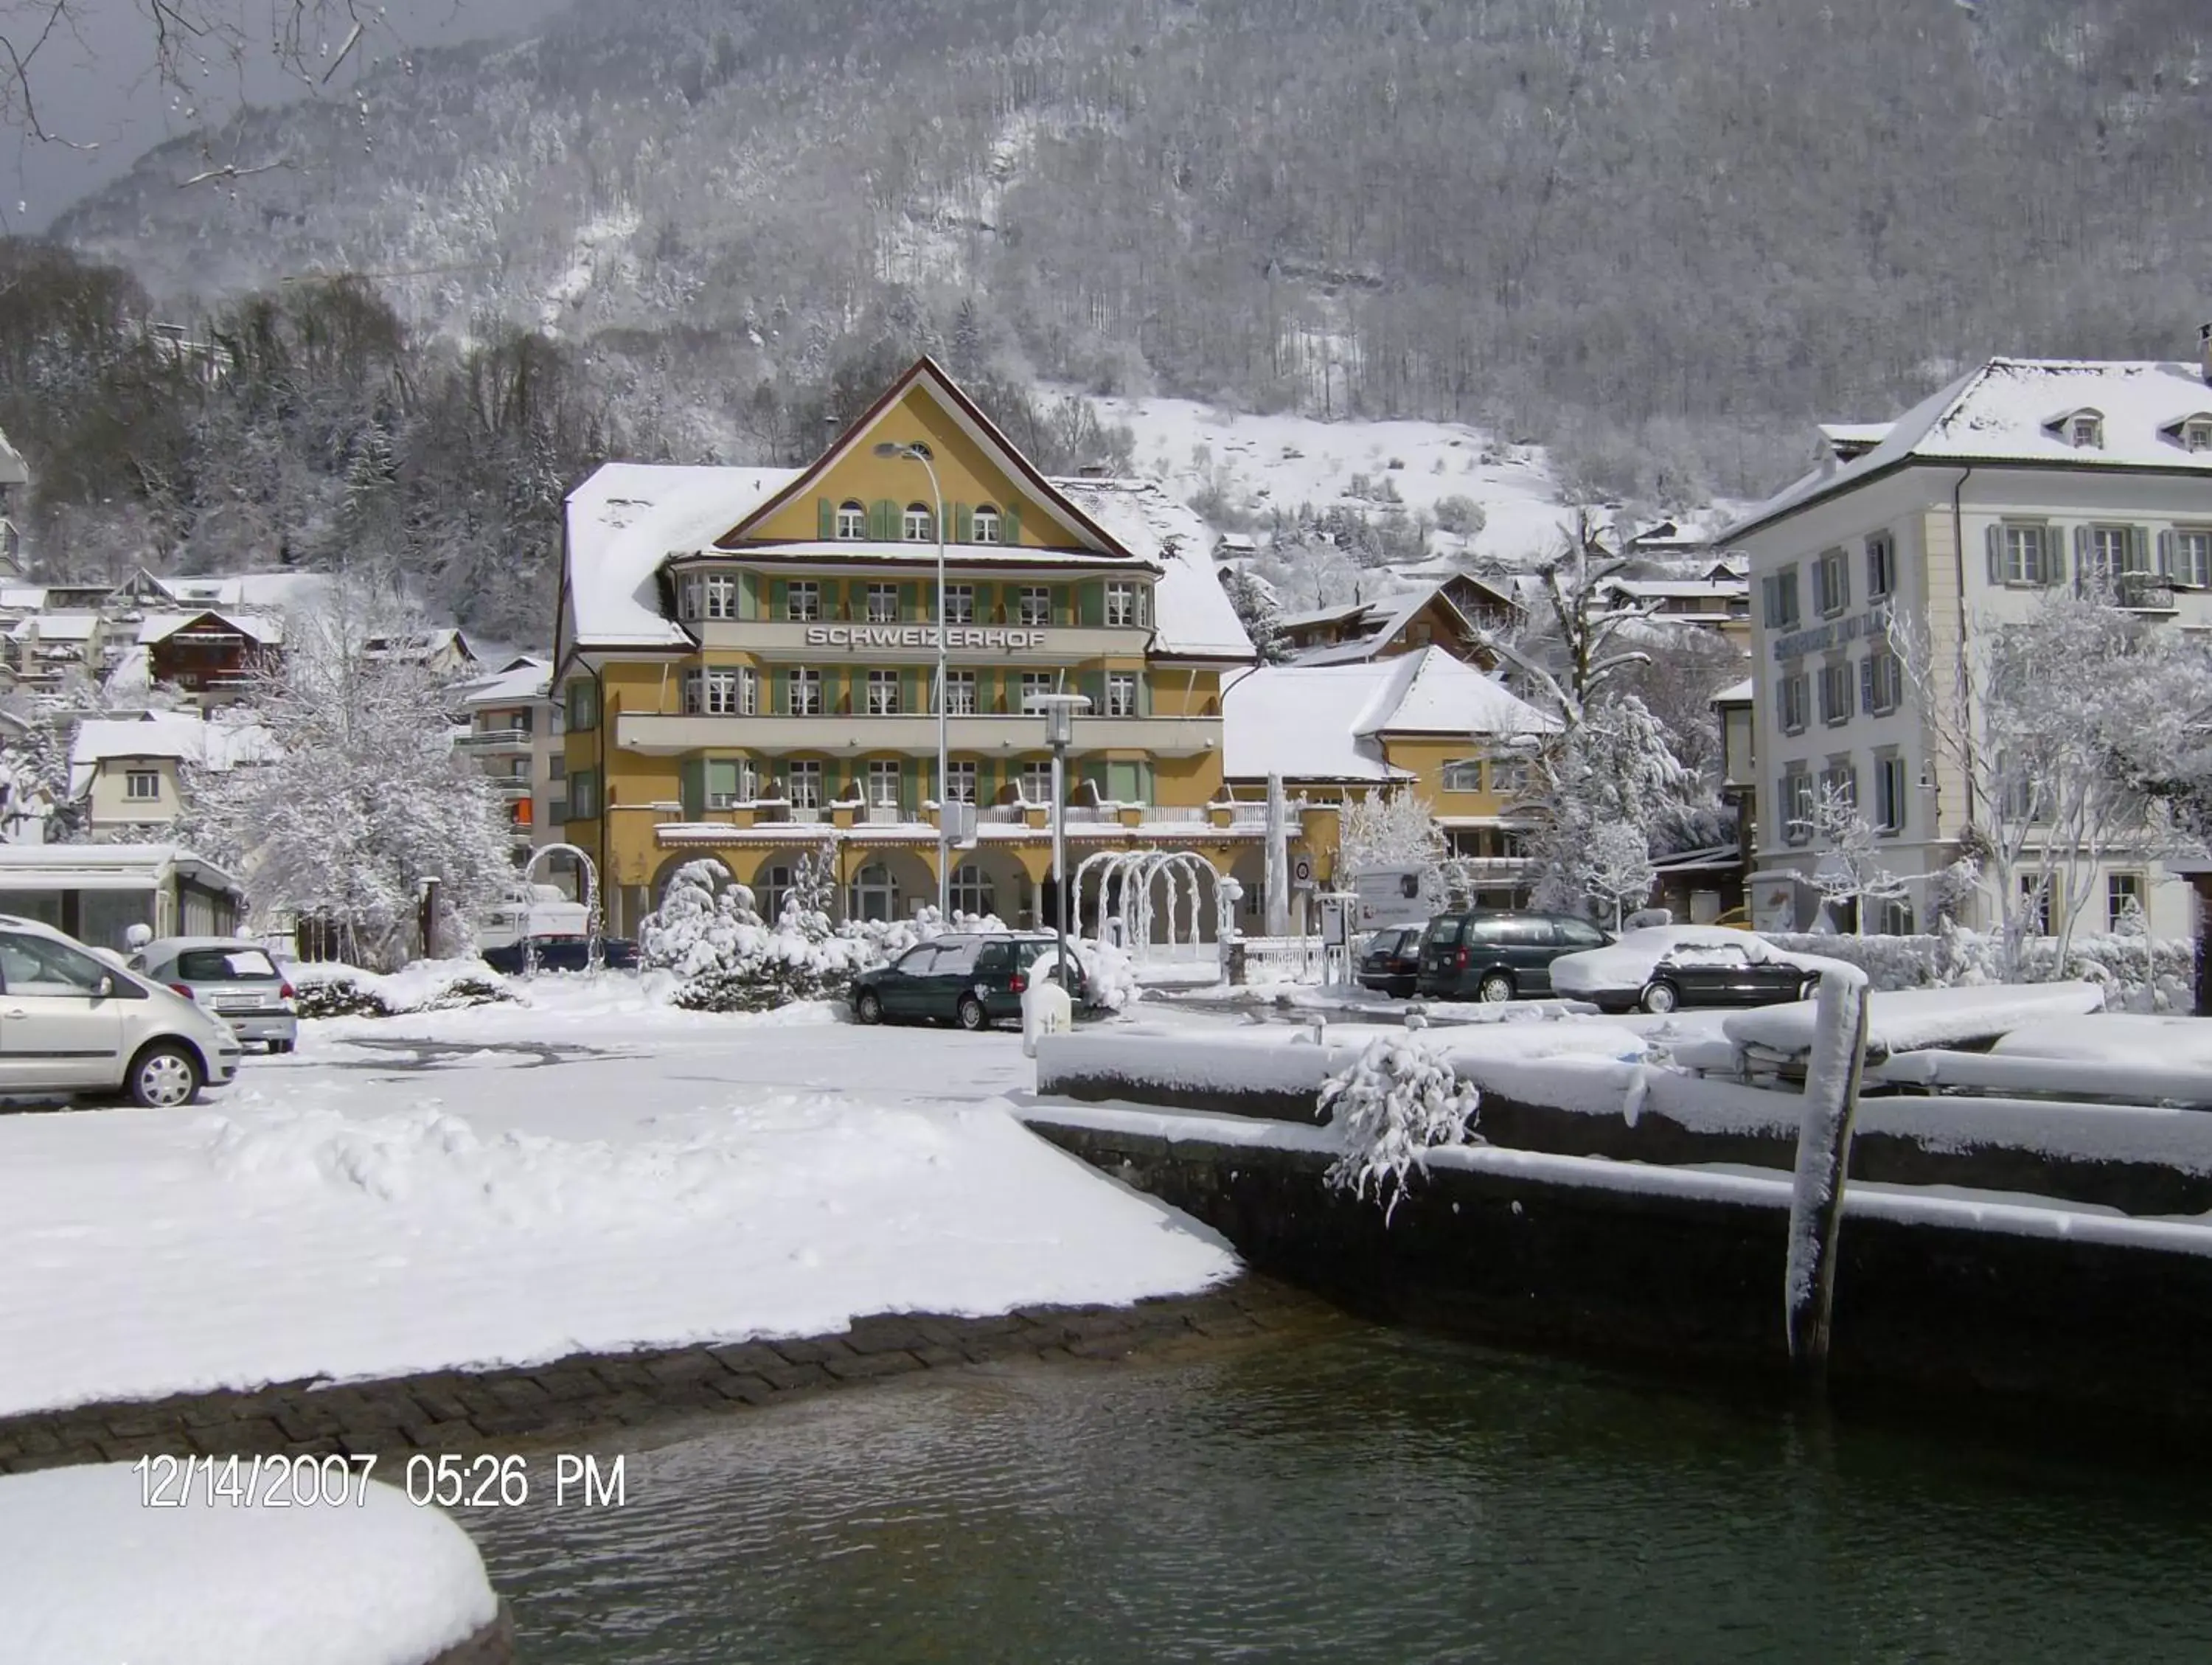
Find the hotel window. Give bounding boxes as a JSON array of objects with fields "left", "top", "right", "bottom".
[
  {"left": 2175, "top": 529, "right": 2212, "bottom": 588},
  {"left": 836, "top": 500, "right": 866, "bottom": 540},
  {"left": 756, "top": 864, "right": 793, "bottom": 921},
  {"left": 903, "top": 503, "right": 935, "bottom": 542},
  {"left": 786, "top": 581, "right": 820, "bottom": 622},
  {"left": 945, "top": 760, "right": 978, "bottom": 804},
  {"left": 866, "top": 670, "right": 900, "bottom": 715},
  {"left": 2083, "top": 524, "right": 2131, "bottom": 583},
  {"left": 2017, "top": 874, "right": 2054, "bottom": 935},
  {"left": 1781, "top": 769, "right": 1814, "bottom": 844},
  {"left": 705, "top": 759, "right": 755, "bottom": 809},
  {"left": 568, "top": 768, "right": 601, "bottom": 819},
  {"left": 788, "top": 668, "right": 822, "bottom": 717},
  {"left": 1819, "top": 660, "right": 1853, "bottom": 726},
  {"left": 950, "top": 861, "right": 994, "bottom": 917},
  {"left": 684, "top": 667, "right": 748, "bottom": 716},
  {"left": 866, "top": 583, "right": 899, "bottom": 623},
  {"left": 1106, "top": 673, "right": 1137, "bottom": 717},
  {"left": 1814, "top": 547, "right": 1850, "bottom": 617},
  {"left": 124, "top": 768, "right": 160, "bottom": 802},
  {"left": 1778, "top": 672, "right": 1809, "bottom": 736},
  {"left": 972, "top": 505, "right": 1002, "bottom": 545},
  {"left": 866, "top": 759, "right": 902, "bottom": 807},
  {"left": 701, "top": 573, "right": 738, "bottom": 619},
  {"left": 1020, "top": 760, "right": 1054, "bottom": 803},
  {"left": 2107, "top": 871, "right": 2146, "bottom": 931},
  {"left": 944, "top": 584, "right": 975, "bottom": 625},
  {"left": 1761, "top": 566, "right": 1801, "bottom": 630},
  {"left": 1018, "top": 585, "right": 1052, "bottom": 627},
  {"left": 1874, "top": 754, "right": 1908, "bottom": 834},
  {"left": 1865, "top": 532, "right": 1895, "bottom": 601},
  {"left": 1441, "top": 760, "right": 1485, "bottom": 793},
  {"left": 1105, "top": 582, "right": 1138, "bottom": 628},
  {"left": 1860, "top": 650, "right": 1902, "bottom": 717},
  {"left": 1819, "top": 759, "right": 1857, "bottom": 812},
  {"left": 1994, "top": 523, "right": 2059, "bottom": 586},
  {"left": 786, "top": 760, "right": 823, "bottom": 808},
  {"left": 1019, "top": 671, "right": 1055, "bottom": 711},
  {"left": 944, "top": 671, "right": 977, "bottom": 715},
  {"left": 2070, "top": 413, "right": 2104, "bottom": 449}
]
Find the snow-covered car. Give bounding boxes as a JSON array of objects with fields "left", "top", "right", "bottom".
[
  {"left": 0, "top": 915, "right": 241, "bottom": 1105},
  {"left": 1548, "top": 925, "right": 1837, "bottom": 1015}
]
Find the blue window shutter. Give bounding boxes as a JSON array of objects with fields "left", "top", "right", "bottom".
[
  {"left": 2159, "top": 529, "right": 2176, "bottom": 577},
  {"left": 1860, "top": 657, "right": 1874, "bottom": 715},
  {"left": 1985, "top": 525, "right": 2001, "bottom": 584}
]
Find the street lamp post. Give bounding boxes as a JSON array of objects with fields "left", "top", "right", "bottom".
[
  {"left": 874, "top": 440, "right": 951, "bottom": 918},
  {"left": 1029, "top": 692, "right": 1091, "bottom": 992}
]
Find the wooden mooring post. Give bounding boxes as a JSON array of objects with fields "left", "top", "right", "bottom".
[{"left": 1783, "top": 967, "right": 1871, "bottom": 1383}]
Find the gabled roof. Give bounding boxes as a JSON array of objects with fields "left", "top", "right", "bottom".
[
  {"left": 1222, "top": 647, "right": 1557, "bottom": 782},
  {"left": 714, "top": 357, "right": 1135, "bottom": 560},
  {"left": 459, "top": 655, "right": 552, "bottom": 708},
  {"left": 138, "top": 609, "right": 282, "bottom": 647},
  {"left": 12, "top": 612, "right": 100, "bottom": 642},
  {"left": 1281, "top": 581, "right": 1484, "bottom": 666},
  {"left": 66, "top": 712, "right": 278, "bottom": 796},
  {"left": 1728, "top": 358, "right": 2212, "bottom": 542},
  {"left": 150, "top": 571, "right": 329, "bottom": 611}
]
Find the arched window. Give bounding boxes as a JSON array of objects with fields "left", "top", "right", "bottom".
[
  {"left": 835, "top": 500, "right": 866, "bottom": 540},
  {"left": 950, "top": 862, "right": 994, "bottom": 920},
  {"left": 849, "top": 863, "right": 899, "bottom": 922},
  {"left": 971, "top": 504, "right": 1002, "bottom": 545},
  {"left": 755, "top": 863, "right": 793, "bottom": 922},
  {"left": 902, "top": 503, "right": 935, "bottom": 542}
]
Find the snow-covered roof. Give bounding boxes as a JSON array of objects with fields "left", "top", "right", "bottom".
[
  {"left": 1602, "top": 578, "right": 1745, "bottom": 601},
  {"left": 12, "top": 612, "right": 99, "bottom": 642},
  {"left": 66, "top": 712, "right": 278, "bottom": 796},
  {"left": 151, "top": 571, "right": 330, "bottom": 611},
  {"left": 1222, "top": 647, "right": 1557, "bottom": 782},
  {"left": 1049, "top": 478, "right": 1254, "bottom": 661},
  {"left": 0, "top": 841, "right": 244, "bottom": 896},
  {"left": 1281, "top": 581, "right": 1489, "bottom": 666},
  {"left": 0, "top": 425, "right": 25, "bottom": 489},
  {"left": 364, "top": 627, "right": 471, "bottom": 662},
  {"left": 459, "top": 655, "right": 552, "bottom": 709},
  {"left": 563, "top": 462, "right": 802, "bottom": 651},
  {"left": 1714, "top": 678, "right": 1755, "bottom": 705},
  {"left": 0, "top": 586, "right": 45, "bottom": 611},
  {"left": 137, "top": 609, "right": 283, "bottom": 647},
  {"left": 1731, "top": 358, "right": 2212, "bottom": 540}
]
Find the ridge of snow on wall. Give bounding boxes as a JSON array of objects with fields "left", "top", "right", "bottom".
[
  {"left": 1724, "top": 982, "right": 2105, "bottom": 1057},
  {"left": 0, "top": 1464, "right": 497, "bottom": 1665}
]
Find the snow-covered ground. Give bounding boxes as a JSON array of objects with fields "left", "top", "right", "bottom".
[
  {"left": 0, "top": 979, "right": 1236, "bottom": 1419},
  {"left": 1091, "top": 393, "right": 1579, "bottom": 564}
]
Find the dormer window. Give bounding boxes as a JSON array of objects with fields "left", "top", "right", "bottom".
[
  {"left": 835, "top": 500, "right": 866, "bottom": 539},
  {"left": 2067, "top": 411, "right": 2104, "bottom": 449},
  {"left": 2188, "top": 420, "right": 2212, "bottom": 453}
]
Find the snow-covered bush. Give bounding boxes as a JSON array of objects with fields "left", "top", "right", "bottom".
[
  {"left": 639, "top": 860, "right": 871, "bottom": 1012},
  {"left": 291, "top": 968, "right": 394, "bottom": 1019},
  {"left": 1029, "top": 934, "right": 1140, "bottom": 1013},
  {"left": 1319, "top": 1035, "right": 1482, "bottom": 1221},
  {"left": 1759, "top": 926, "right": 2194, "bottom": 1011},
  {"left": 290, "top": 959, "right": 519, "bottom": 1018}
]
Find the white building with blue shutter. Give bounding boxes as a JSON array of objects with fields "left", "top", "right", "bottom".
[{"left": 1720, "top": 349, "right": 2212, "bottom": 937}]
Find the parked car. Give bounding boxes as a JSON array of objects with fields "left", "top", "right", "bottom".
[
  {"left": 1355, "top": 925, "right": 1425, "bottom": 998},
  {"left": 1414, "top": 911, "right": 1615, "bottom": 1002},
  {"left": 850, "top": 934, "right": 1089, "bottom": 1030},
  {"left": 479, "top": 936, "right": 639, "bottom": 976},
  {"left": 129, "top": 937, "right": 299, "bottom": 1053},
  {"left": 0, "top": 916, "right": 242, "bottom": 1106},
  {"left": 1548, "top": 925, "right": 1836, "bottom": 1014}
]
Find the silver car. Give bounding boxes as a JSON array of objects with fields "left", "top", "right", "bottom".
[
  {"left": 0, "top": 916, "right": 241, "bottom": 1107},
  {"left": 130, "top": 937, "right": 300, "bottom": 1053}
]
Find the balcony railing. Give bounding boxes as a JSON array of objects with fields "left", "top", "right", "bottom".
[{"left": 461, "top": 727, "right": 533, "bottom": 748}]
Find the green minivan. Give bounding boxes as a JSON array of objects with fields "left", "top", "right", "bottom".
[
  {"left": 1415, "top": 911, "right": 1613, "bottom": 1002},
  {"left": 849, "top": 933, "right": 1088, "bottom": 1030}
]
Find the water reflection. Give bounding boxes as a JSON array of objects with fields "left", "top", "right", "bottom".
[{"left": 467, "top": 1330, "right": 2212, "bottom": 1664}]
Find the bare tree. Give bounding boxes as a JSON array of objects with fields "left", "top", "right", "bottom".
[{"left": 1468, "top": 509, "right": 1657, "bottom": 730}]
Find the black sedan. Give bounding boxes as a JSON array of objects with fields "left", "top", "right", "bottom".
[
  {"left": 481, "top": 935, "right": 639, "bottom": 975},
  {"left": 1355, "top": 925, "right": 1425, "bottom": 998},
  {"left": 1548, "top": 926, "right": 1828, "bottom": 1015}
]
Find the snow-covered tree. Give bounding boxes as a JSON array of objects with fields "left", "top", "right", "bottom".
[
  {"left": 178, "top": 581, "right": 515, "bottom": 968},
  {"left": 1574, "top": 820, "right": 1658, "bottom": 930},
  {"left": 1321, "top": 1033, "right": 1482, "bottom": 1222},
  {"left": 1893, "top": 595, "right": 2212, "bottom": 977},
  {"left": 1336, "top": 789, "right": 1458, "bottom": 906},
  {"left": 1468, "top": 509, "right": 1656, "bottom": 730},
  {"left": 1801, "top": 781, "right": 1908, "bottom": 936},
  {"left": 0, "top": 719, "right": 81, "bottom": 844},
  {"left": 1222, "top": 566, "right": 1291, "bottom": 664},
  {"left": 1526, "top": 693, "right": 1688, "bottom": 917}
]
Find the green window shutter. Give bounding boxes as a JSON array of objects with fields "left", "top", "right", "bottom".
[
  {"left": 2159, "top": 529, "right": 2176, "bottom": 577},
  {"left": 1078, "top": 582, "right": 1104, "bottom": 628},
  {"left": 1109, "top": 760, "right": 1137, "bottom": 802},
  {"left": 771, "top": 667, "right": 787, "bottom": 713},
  {"left": 820, "top": 579, "right": 842, "bottom": 620},
  {"left": 904, "top": 580, "right": 922, "bottom": 622},
  {"left": 1138, "top": 760, "right": 1154, "bottom": 806},
  {"left": 771, "top": 578, "right": 788, "bottom": 619},
  {"left": 975, "top": 582, "right": 997, "bottom": 625},
  {"left": 706, "top": 759, "right": 738, "bottom": 801},
  {"left": 739, "top": 571, "right": 758, "bottom": 620},
  {"left": 817, "top": 498, "right": 835, "bottom": 540},
  {"left": 955, "top": 503, "right": 974, "bottom": 543},
  {"left": 1135, "top": 672, "right": 1152, "bottom": 717},
  {"left": 976, "top": 759, "right": 997, "bottom": 805},
  {"left": 872, "top": 499, "right": 897, "bottom": 540},
  {"left": 904, "top": 667, "right": 922, "bottom": 714},
  {"left": 1004, "top": 504, "right": 1021, "bottom": 546},
  {"left": 1053, "top": 585, "right": 1071, "bottom": 627},
  {"left": 902, "top": 756, "right": 919, "bottom": 812},
  {"left": 679, "top": 758, "right": 706, "bottom": 818},
  {"left": 2051, "top": 525, "right": 2071, "bottom": 587}
]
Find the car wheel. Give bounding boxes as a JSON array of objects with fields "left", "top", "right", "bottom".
[
  {"left": 1477, "top": 971, "right": 1514, "bottom": 1004},
  {"left": 1640, "top": 980, "right": 1680, "bottom": 1015},
  {"left": 956, "top": 994, "right": 988, "bottom": 1032},
  {"left": 855, "top": 990, "right": 884, "bottom": 1026},
  {"left": 267, "top": 1040, "right": 293, "bottom": 1055},
  {"left": 1798, "top": 977, "right": 1822, "bottom": 1003},
  {"left": 128, "top": 1043, "right": 202, "bottom": 1109}
]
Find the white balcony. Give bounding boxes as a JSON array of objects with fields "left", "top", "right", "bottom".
[
  {"left": 460, "top": 726, "right": 534, "bottom": 750},
  {"left": 614, "top": 711, "right": 1220, "bottom": 759}
]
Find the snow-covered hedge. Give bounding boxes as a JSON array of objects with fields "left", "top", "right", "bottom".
[
  {"left": 1761, "top": 925, "right": 2193, "bottom": 1012},
  {"left": 291, "top": 959, "right": 519, "bottom": 1019},
  {"left": 1320, "top": 1034, "right": 1482, "bottom": 1220}
]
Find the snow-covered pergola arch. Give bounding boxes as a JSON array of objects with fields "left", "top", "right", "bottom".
[
  {"left": 521, "top": 841, "right": 602, "bottom": 970},
  {"left": 1071, "top": 849, "right": 1234, "bottom": 959}
]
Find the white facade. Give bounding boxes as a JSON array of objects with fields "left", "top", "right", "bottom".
[{"left": 1726, "top": 356, "right": 2212, "bottom": 939}]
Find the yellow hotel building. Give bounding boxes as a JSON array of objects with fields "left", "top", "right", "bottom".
[{"left": 554, "top": 357, "right": 1282, "bottom": 936}]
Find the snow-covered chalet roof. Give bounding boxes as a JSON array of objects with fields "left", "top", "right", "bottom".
[
  {"left": 137, "top": 609, "right": 283, "bottom": 647},
  {"left": 0, "top": 586, "right": 46, "bottom": 612},
  {"left": 563, "top": 462, "right": 803, "bottom": 652},
  {"left": 11, "top": 612, "right": 99, "bottom": 642},
  {"left": 1048, "top": 478, "right": 1254, "bottom": 661},
  {"left": 1728, "top": 358, "right": 2212, "bottom": 541},
  {"left": 66, "top": 712, "right": 278, "bottom": 796},
  {"left": 1222, "top": 646, "right": 1556, "bottom": 782},
  {"left": 152, "top": 571, "right": 329, "bottom": 612},
  {"left": 459, "top": 655, "right": 552, "bottom": 709}
]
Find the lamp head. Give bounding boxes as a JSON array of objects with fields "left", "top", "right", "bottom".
[
  {"left": 1026, "top": 691, "right": 1092, "bottom": 748},
  {"left": 873, "top": 441, "right": 933, "bottom": 461}
]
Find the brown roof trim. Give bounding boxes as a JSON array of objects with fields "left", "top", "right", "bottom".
[{"left": 712, "top": 356, "right": 1139, "bottom": 561}]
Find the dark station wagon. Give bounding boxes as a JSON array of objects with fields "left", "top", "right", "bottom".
[
  {"left": 1355, "top": 925, "right": 1426, "bottom": 998},
  {"left": 1415, "top": 911, "right": 1613, "bottom": 1002},
  {"left": 849, "top": 934, "right": 1089, "bottom": 1031}
]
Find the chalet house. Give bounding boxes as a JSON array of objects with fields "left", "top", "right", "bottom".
[
  {"left": 365, "top": 628, "right": 479, "bottom": 678},
  {"left": 139, "top": 610, "right": 282, "bottom": 701},
  {"left": 1276, "top": 577, "right": 1518, "bottom": 667},
  {"left": 1596, "top": 575, "right": 1752, "bottom": 638},
  {"left": 7, "top": 612, "right": 106, "bottom": 691},
  {"left": 67, "top": 711, "right": 276, "bottom": 835}
]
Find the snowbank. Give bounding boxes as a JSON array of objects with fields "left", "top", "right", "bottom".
[
  {"left": 0, "top": 1464, "right": 496, "bottom": 1665},
  {"left": 1989, "top": 1013, "right": 2212, "bottom": 1069},
  {"left": 1724, "top": 982, "right": 2104, "bottom": 1057},
  {"left": 1762, "top": 929, "right": 2193, "bottom": 1012}
]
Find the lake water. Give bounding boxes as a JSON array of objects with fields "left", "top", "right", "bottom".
[{"left": 467, "top": 1327, "right": 2212, "bottom": 1663}]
